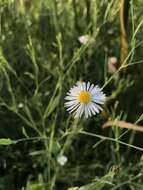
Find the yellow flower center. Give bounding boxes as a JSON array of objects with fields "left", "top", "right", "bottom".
[{"left": 78, "top": 91, "right": 91, "bottom": 104}]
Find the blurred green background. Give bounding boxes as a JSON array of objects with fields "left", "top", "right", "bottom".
[{"left": 0, "top": 0, "right": 143, "bottom": 189}]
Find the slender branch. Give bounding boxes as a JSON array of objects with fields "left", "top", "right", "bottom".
[{"left": 120, "top": 0, "right": 130, "bottom": 67}]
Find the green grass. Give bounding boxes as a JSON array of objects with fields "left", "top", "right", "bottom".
[{"left": 0, "top": 0, "right": 143, "bottom": 189}]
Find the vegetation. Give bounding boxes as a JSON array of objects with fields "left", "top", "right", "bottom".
[{"left": 0, "top": 0, "right": 143, "bottom": 189}]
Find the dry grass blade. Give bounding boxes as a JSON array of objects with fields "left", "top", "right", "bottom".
[{"left": 102, "top": 120, "right": 143, "bottom": 133}]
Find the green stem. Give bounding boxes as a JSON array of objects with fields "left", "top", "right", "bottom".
[{"left": 60, "top": 118, "right": 80, "bottom": 155}]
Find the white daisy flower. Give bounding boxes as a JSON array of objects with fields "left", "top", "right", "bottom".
[{"left": 65, "top": 81, "right": 106, "bottom": 118}]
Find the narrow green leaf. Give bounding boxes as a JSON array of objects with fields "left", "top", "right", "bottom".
[{"left": 0, "top": 138, "right": 14, "bottom": 145}]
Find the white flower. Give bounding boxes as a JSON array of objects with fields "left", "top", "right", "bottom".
[
  {"left": 65, "top": 81, "right": 106, "bottom": 118},
  {"left": 18, "top": 103, "right": 24, "bottom": 108},
  {"left": 78, "top": 35, "right": 90, "bottom": 45},
  {"left": 57, "top": 155, "right": 68, "bottom": 166},
  {"left": 108, "top": 57, "right": 117, "bottom": 64},
  {"left": 107, "top": 56, "right": 117, "bottom": 74}
]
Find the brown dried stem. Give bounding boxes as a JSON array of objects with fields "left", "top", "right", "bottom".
[
  {"left": 103, "top": 120, "right": 143, "bottom": 133},
  {"left": 120, "top": 0, "right": 130, "bottom": 67}
]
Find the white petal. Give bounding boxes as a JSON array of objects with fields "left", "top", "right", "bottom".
[
  {"left": 70, "top": 87, "right": 81, "bottom": 95},
  {"left": 68, "top": 103, "right": 80, "bottom": 113},
  {"left": 74, "top": 104, "right": 84, "bottom": 118},
  {"left": 65, "top": 99, "right": 79, "bottom": 104},
  {"left": 86, "top": 82, "right": 90, "bottom": 91},
  {"left": 87, "top": 103, "right": 96, "bottom": 115},
  {"left": 65, "top": 96, "right": 77, "bottom": 101},
  {"left": 89, "top": 84, "right": 95, "bottom": 93},
  {"left": 92, "top": 97, "right": 105, "bottom": 104},
  {"left": 66, "top": 103, "right": 80, "bottom": 114},
  {"left": 93, "top": 102, "right": 103, "bottom": 112},
  {"left": 79, "top": 104, "right": 84, "bottom": 117},
  {"left": 90, "top": 85, "right": 100, "bottom": 94},
  {"left": 65, "top": 101, "right": 78, "bottom": 108},
  {"left": 92, "top": 94, "right": 106, "bottom": 104},
  {"left": 76, "top": 81, "right": 83, "bottom": 90},
  {"left": 81, "top": 82, "right": 86, "bottom": 91},
  {"left": 87, "top": 104, "right": 92, "bottom": 117},
  {"left": 84, "top": 105, "right": 89, "bottom": 118},
  {"left": 88, "top": 102, "right": 98, "bottom": 114}
]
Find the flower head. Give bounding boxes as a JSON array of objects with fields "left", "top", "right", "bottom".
[
  {"left": 18, "top": 103, "right": 24, "bottom": 108},
  {"left": 78, "top": 35, "right": 90, "bottom": 45},
  {"left": 65, "top": 81, "right": 106, "bottom": 118},
  {"left": 57, "top": 155, "right": 68, "bottom": 166},
  {"left": 107, "top": 56, "right": 117, "bottom": 74}
]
